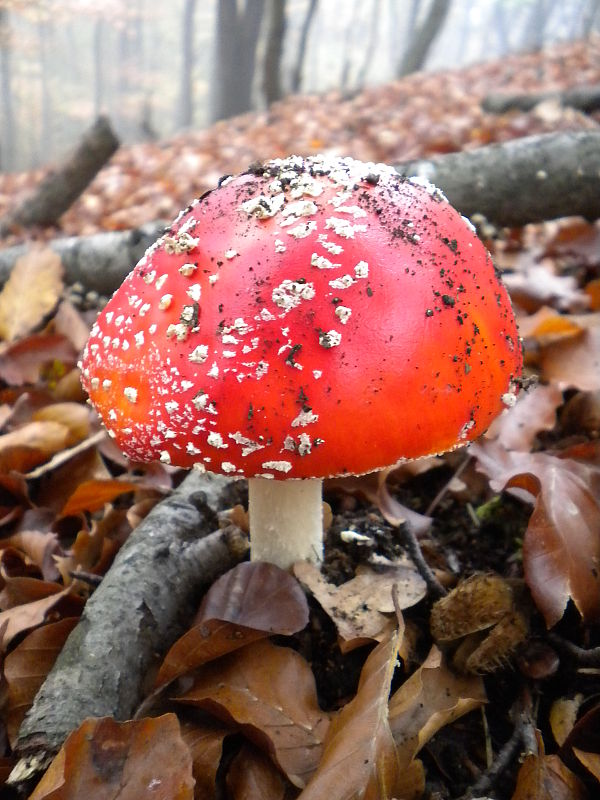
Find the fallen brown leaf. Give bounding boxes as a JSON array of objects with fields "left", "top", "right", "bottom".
[
  {"left": 179, "top": 718, "right": 229, "bottom": 800},
  {"left": 0, "top": 585, "right": 82, "bottom": 651},
  {"left": 294, "top": 561, "right": 425, "bottom": 652},
  {"left": 299, "top": 630, "right": 405, "bottom": 800},
  {"left": 3, "top": 617, "right": 78, "bottom": 746},
  {"left": 0, "top": 249, "right": 63, "bottom": 342},
  {"left": 227, "top": 743, "right": 287, "bottom": 800},
  {"left": 28, "top": 714, "right": 195, "bottom": 800},
  {"left": 512, "top": 733, "right": 586, "bottom": 800},
  {"left": 156, "top": 562, "right": 309, "bottom": 690},
  {"left": 485, "top": 383, "right": 563, "bottom": 451},
  {"left": 176, "top": 639, "right": 329, "bottom": 789},
  {"left": 472, "top": 439, "right": 600, "bottom": 626},
  {"left": 388, "top": 646, "right": 485, "bottom": 768}
]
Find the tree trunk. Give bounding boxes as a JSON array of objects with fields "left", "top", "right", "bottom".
[
  {"left": 0, "top": 9, "right": 15, "bottom": 171},
  {"left": 397, "top": 0, "right": 452, "bottom": 77},
  {"left": 178, "top": 0, "right": 197, "bottom": 128},
  {"left": 355, "top": 0, "right": 382, "bottom": 88},
  {"left": 211, "top": 0, "right": 265, "bottom": 122},
  {"left": 290, "top": 0, "right": 318, "bottom": 93},
  {"left": 518, "top": 0, "right": 553, "bottom": 52},
  {"left": 262, "top": 0, "right": 286, "bottom": 106}
]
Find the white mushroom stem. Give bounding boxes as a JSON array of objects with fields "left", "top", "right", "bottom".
[{"left": 248, "top": 477, "right": 323, "bottom": 568}]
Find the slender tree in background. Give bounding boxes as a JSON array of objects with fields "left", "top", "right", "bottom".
[
  {"left": 290, "top": 0, "right": 318, "bottom": 93},
  {"left": 0, "top": 8, "right": 15, "bottom": 171},
  {"left": 519, "top": 0, "right": 555, "bottom": 52},
  {"left": 178, "top": 0, "right": 197, "bottom": 128},
  {"left": 262, "top": 0, "right": 286, "bottom": 106},
  {"left": 397, "top": 0, "right": 452, "bottom": 77},
  {"left": 211, "top": 0, "right": 265, "bottom": 122},
  {"left": 355, "top": 0, "right": 382, "bottom": 87}
]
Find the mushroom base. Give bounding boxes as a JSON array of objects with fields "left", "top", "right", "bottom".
[{"left": 248, "top": 477, "right": 324, "bottom": 568}]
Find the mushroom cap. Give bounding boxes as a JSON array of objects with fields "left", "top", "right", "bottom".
[{"left": 81, "top": 155, "right": 522, "bottom": 480}]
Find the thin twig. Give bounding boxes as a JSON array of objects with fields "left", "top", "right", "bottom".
[
  {"left": 399, "top": 520, "right": 447, "bottom": 600},
  {"left": 459, "top": 693, "right": 536, "bottom": 799}
]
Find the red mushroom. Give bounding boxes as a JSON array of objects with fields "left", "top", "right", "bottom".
[{"left": 81, "top": 155, "right": 522, "bottom": 567}]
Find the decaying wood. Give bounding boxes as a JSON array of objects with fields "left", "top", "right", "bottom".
[
  {"left": 397, "top": 131, "right": 600, "bottom": 227},
  {"left": 10, "top": 470, "right": 246, "bottom": 786},
  {"left": 482, "top": 84, "right": 600, "bottom": 114},
  {"left": 0, "top": 221, "right": 165, "bottom": 295},
  {"left": 0, "top": 116, "right": 119, "bottom": 237}
]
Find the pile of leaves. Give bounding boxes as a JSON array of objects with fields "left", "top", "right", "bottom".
[
  {"left": 0, "top": 36, "right": 599, "bottom": 800},
  {"left": 0, "top": 37, "right": 599, "bottom": 241}
]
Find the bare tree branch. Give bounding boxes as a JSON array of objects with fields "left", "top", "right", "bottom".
[
  {"left": 482, "top": 84, "right": 600, "bottom": 114},
  {"left": 10, "top": 471, "right": 246, "bottom": 788}
]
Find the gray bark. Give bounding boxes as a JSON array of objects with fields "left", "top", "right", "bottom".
[
  {"left": 211, "top": 0, "right": 265, "bottom": 122},
  {"left": 396, "top": 131, "right": 600, "bottom": 227},
  {"left": 397, "top": 0, "right": 451, "bottom": 77},
  {"left": 482, "top": 84, "right": 600, "bottom": 114},
  {"left": 0, "top": 221, "right": 165, "bottom": 293},
  {"left": 262, "top": 0, "right": 286, "bottom": 106},
  {"left": 0, "top": 116, "right": 119, "bottom": 236},
  {"left": 11, "top": 471, "right": 246, "bottom": 784}
]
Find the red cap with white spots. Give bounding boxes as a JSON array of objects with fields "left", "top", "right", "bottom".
[{"left": 81, "top": 155, "right": 522, "bottom": 480}]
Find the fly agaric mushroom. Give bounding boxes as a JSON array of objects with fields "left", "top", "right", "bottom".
[{"left": 81, "top": 155, "right": 521, "bottom": 568}]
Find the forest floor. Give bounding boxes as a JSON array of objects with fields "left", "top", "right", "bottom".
[{"left": 0, "top": 36, "right": 599, "bottom": 800}]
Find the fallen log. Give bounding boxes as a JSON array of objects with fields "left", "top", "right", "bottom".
[
  {"left": 0, "top": 116, "right": 119, "bottom": 237},
  {"left": 482, "top": 84, "right": 600, "bottom": 114},
  {"left": 0, "top": 221, "right": 165, "bottom": 295},
  {"left": 0, "top": 131, "right": 598, "bottom": 298},
  {"left": 396, "top": 130, "right": 600, "bottom": 228},
  {"left": 9, "top": 470, "right": 246, "bottom": 788}
]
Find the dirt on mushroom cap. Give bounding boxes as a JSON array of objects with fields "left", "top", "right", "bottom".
[{"left": 81, "top": 155, "right": 522, "bottom": 480}]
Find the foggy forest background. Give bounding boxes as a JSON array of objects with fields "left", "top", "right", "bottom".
[{"left": 1, "top": 0, "right": 599, "bottom": 173}]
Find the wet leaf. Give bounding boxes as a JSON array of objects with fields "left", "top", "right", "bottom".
[
  {"left": 226, "top": 743, "right": 287, "bottom": 800},
  {"left": 472, "top": 439, "right": 600, "bottom": 626},
  {"left": 295, "top": 561, "right": 425, "bottom": 652},
  {"left": 299, "top": 630, "right": 404, "bottom": 800},
  {"left": 29, "top": 714, "right": 194, "bottom": 800},
  {"left": 388, "top": 645, "right": 486, "bottom": 766},
  {"left": 4, "top": 618, "right": 78, "bottom": 746},
  {"left": 176, "top": 639, "right": 329, "bottom": 789},
  {"left": 156, "top": 562, "right": 309, "bottom": 689},
  {"left": 0, "top": 249, "right": 63, "bottom": 342}
]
